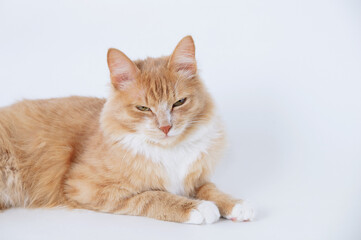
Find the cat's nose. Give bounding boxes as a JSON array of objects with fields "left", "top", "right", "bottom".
[{"left": 159, "top": 125, "right": 172, "bottom": 135}]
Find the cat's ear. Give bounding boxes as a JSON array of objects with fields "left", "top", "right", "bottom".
[
  {"left": 168, "top": 36, "right": 197, "bottom": 78},
  {"left": 107, "top": 48, "right": 139, "bottom": 90}
]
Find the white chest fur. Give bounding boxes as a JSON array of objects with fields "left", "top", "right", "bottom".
[{"left": 119, "top": 117, "right": 221, "bottom": 195}]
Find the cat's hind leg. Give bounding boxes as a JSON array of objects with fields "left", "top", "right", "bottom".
[
  {"left": 0, "top": 202, "right": 9, "bottom": 211},
  {"left": 0, "top": 144, "right": 24, "bottom": 209}
]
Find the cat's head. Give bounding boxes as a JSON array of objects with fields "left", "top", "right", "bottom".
[{"left": 101, "top": 36, "right": 214, "bottom": 147}]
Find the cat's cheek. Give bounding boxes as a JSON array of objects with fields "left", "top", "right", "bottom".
[
  {"left": 139, "top": 118, "right": 158, "bottom": 136},
  {"left": 184, "top": 201, "right": 220, "bottom": 224},
  {"left": 225, "top": 200, "right": 255, "bottom": 222}
]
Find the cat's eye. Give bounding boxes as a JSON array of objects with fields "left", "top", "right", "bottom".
[
  {"left": 136, "top": 105, "right": 151, "bottom": 111},
  {"left": 173, "top": 98, "right": 187, "bottom": 108}
]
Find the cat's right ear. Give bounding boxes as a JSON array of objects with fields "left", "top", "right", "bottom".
[{"left": 107, "top": 48, "right": 139, "bottom": 90}]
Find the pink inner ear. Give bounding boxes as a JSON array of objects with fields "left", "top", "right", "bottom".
[
  {"left": 114, "top": 73, "right": 131, "bottom": 82},
  {"left": 112, "top": 73, "right": 132, "bottom": 88}
]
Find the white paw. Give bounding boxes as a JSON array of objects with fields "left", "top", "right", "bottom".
[
  {"left": 185, "top": 201, "right": 220, "bottom": 224},
  {"left": 226, "top": 201, "right": 255, "bottom": 222}
]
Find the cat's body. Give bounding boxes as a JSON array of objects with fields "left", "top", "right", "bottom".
[
  {"left": 0, "top": 36, "right": 254, "bottom": 224},
  {"left": 0, "top": 97, "right": 104, "bottom": 208}
]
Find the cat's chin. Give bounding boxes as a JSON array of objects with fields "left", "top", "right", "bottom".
[{"left": 146, "top": 135, "right": 179, "bottom": 147}]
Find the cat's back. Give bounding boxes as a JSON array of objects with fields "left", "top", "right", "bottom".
[
  {"left": 0, "top": 96, "right": 106, "bottom": 158},
  {"left": 0, "top": 96, "right": 105, "bottom": 208},
  {"left": 0, "top": 96, "right": 105, "bottom": 132},
  {"left": 1, "top": 96, "right": 105, "bottom": 118}
]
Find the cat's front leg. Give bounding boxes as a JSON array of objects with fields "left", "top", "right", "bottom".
[
  {"left": 67, "top": 181, "right": 220, "bottom": 224},
  {"left": 195, "top": 182, "right": 255, "bottom": 222},
  {"left": 112, "top": 190, "right": 220, "bottom": 224}
]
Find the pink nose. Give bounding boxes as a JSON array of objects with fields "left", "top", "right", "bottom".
[{"left": 159, "top": 125, "right": 172, "bottom": 135}]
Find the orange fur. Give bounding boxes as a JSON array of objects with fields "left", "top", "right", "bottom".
[{"left": 0, "top": 36, "right": 249, "bottom": 223}]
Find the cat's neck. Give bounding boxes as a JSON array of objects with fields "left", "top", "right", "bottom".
[{"left": 114, "top": 115, "right": 222, "bottom": 195}]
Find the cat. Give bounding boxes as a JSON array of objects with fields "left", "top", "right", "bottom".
[{"left": 0, "top": 36, "right": 254, "bottom": 224}]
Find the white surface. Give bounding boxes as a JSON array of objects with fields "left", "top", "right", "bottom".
[{"left": 1, "top": 0, "right": 361, "bottom": 239}]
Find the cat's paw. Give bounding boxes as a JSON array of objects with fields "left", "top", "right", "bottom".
[
  {"left": 226, "top": 200, "right": 255, "bottom": 222},
  {"left": 185, "top": 201, "right": 220, "bottom": 224}
]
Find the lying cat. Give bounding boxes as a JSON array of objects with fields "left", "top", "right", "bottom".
[{"left": 0, "top": 36, "right": 254, "bottom": 224}]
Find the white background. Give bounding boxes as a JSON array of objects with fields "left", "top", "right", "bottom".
[{"left": 0, "top": 0, "right": 361, "bottom": 239}]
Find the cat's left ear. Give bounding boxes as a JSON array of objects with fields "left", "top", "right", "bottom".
[{"left": 168, "top": 36, "right": 197, "bottom": 78}]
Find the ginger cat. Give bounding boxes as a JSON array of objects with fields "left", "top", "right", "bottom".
[{"left": 0, "top": 36, "right": 254, "bottom": 224}]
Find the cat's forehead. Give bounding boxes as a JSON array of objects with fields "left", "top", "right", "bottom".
[
  {"left": 141, "top": 73, "right": 177, "bottom": 105},
  {"left": 134, "top": 56, "right": 169, "bottom": 72},
  {"left": 135, "top": 57, "right": 179, "bottom": 104}
]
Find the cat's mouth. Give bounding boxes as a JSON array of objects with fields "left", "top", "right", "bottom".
[
  {"left": 153, "top": 134, "right": 175, "bottom": 142},
  {"left": 146, "top": 133, "right": 179, "bottom": 146},
  {"left": 143, "top": 125, "right": 187, "bottom": 146}
]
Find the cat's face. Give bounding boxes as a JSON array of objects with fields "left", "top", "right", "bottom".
[{"left": 101, "top": 36, "right": 214, "bottom": 146}]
